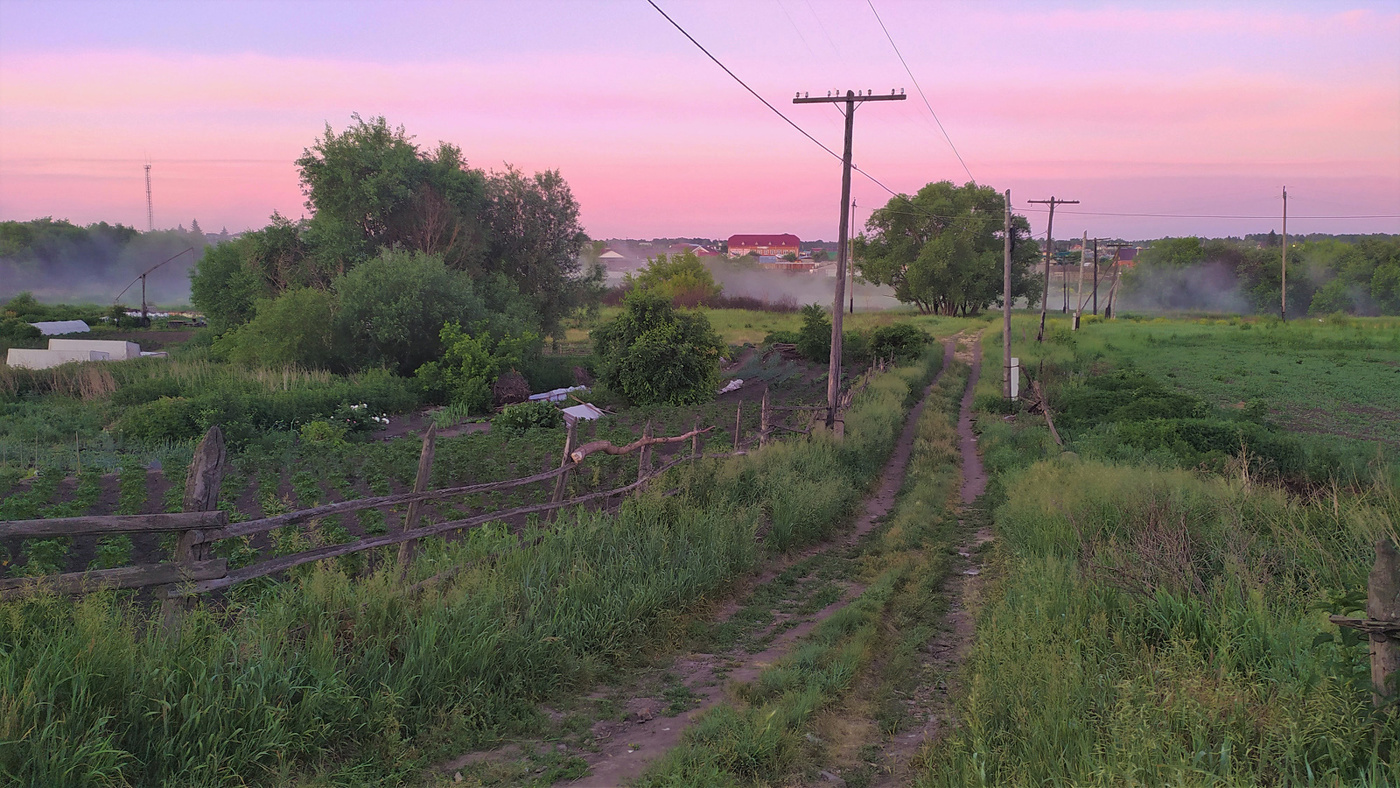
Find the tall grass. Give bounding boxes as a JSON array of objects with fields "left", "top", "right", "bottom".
[
  {"left": 637, "top": 360, "right": 968, "bottom": 786},
  {"left": 0, "top": 345, "right": 944, "bottom": 785},
  {"left": 923, "top": 459, "right": 1398, "bottom": 786}
]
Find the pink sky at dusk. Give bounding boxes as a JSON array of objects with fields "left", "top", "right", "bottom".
[{"left": 1, "top": 0, "right": 1397, "bottom": 242}]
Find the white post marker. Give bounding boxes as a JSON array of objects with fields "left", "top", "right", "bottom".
[{"left": 1010, "top": 357, "right": 1020, "bottom": 401}]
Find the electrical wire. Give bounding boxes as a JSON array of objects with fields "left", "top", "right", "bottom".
[
  {"left": 866, "top": 0, "right": 976, "bottom": 185},
  {"left": 1019, "top": 208, "right": 1399, "bottom": 220}
]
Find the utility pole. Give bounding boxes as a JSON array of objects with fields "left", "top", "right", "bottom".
[
  {"left": 795, "top": 89, "right": 905, "bottom": 427},
  {"left": 1002, "top": 189, "right": 1012, "bottom": 400},
  {"left": 849, "top": 199, "right": 856, "bottom": 315},
  {"left": 144, "top": 163, "right": 154, "bottom": 232},
  {"left": 1028, "top": 196, "right": 1078, "bottom": 341},
  {"left": 1091, "top": 237, "right": 1099, "bottom": 315},
  {"left": 1281, "top": 186, "right": 1288, "bottom": 321}
]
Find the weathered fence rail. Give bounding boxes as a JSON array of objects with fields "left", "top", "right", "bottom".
[{"left": 0, "top": 361, "right": 886, "bottom": 603}]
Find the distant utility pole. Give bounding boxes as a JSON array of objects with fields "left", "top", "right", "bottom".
[
  {"left": 1281, "top": 186, "right": 1288, "bottom": 321},
  {"left": 794, "top": 89, "right": 905, "bottom": 427},
  {"left": 1028, "top": 196, "right": 1078, "bottom": 342},
  {"left": 1103, "top": 241, "right": 1132, "bottom": 319},
  {"left": 1002, "top": 189, "right": 1013, "bottom": 400},
  {"left": 1091, "top": 237, "right": 1099, "bottom": 315},
  {"left": 144, "top": 163, "right": 154, "bottom": 232}
]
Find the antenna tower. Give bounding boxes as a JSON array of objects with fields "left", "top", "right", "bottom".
[{"left": 144, "top": 163, "right": 154, "bottom": 232}]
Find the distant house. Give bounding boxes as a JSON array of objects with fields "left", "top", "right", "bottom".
[
  {"left": 728, "top": 233, "right": 801, "bottom": 258},
  {"left": 1115, "top": 247, "right": 1138, "bottom": 267},
  {"left": 665, "top": 243, "right": 720, "bottom": 257}
]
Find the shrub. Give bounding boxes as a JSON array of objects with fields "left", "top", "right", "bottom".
[
  {"left": 592, "top": 290, "right": 725, "bottom": 406},
  {"left": 0, "top": 317, "right": 41, "bottom": 342},
  {"left": 795, "top": 304, "right": 831, "bottom": 363},
  {"left": 492, "top": 400, "right": 563, "bottom": 434},
  {"left": 216, "top": 287, "right": 343, "bottom": 369},
  {"left": 334, "top": 249, "right": 486, "bottom": 373},
  {"left": 413, "top": 321, "right": 540, "bottom": 413},
  {"left": 868, "top": 323, "right": 930, "bottom": 361}
]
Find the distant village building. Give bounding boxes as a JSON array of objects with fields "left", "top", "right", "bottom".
[
  {"left": 727, "top": 233, "right": 801, "bottom": 258},
  {"left": 1115, "top": 247, "right": 1138, "bottom": 267}
]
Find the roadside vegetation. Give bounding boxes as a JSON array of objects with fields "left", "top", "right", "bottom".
[
  {"left": 0, "top": 335, "right": 942, "bottom": 786},
  {"left": 924, "top": 314, "right": 1399, "bottom": 786}
]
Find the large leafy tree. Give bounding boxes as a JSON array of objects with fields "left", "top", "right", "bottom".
[
  {"left": 624, "top": 250, "right": 722, "bottom": 306},
  {"left": 855, "top": 181, "right": 1040, "bottom": 315},
  {"left": 483, "top": 165, "right": 597, "bottom": 336},
  {"left": 295, "top": 115, "right": 490, "bottom": 272}
]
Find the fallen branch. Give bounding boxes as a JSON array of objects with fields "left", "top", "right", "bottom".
[{"left": 570, "top": 426, "right": 713, "bottom": 463}]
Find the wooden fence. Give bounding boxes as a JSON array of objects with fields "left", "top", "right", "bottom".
[{"left": 0, "top": 367, "right": 885, "bottom": 605}]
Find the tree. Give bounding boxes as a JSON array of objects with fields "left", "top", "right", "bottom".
[
  {"left": 855, "top": 181, "right": 1040, "bottom": 315},
  {"left": 811, "top": 248, "right": 829, "bottom": 262},
  {"left": 483, "top": 165, "right": 595, "bottom": 337},
  {"left": 295, "top": 114, "right": 490, "bottom": 272},
  {"left": 333, "top": 250, "right": 485, "bottom": 373},
  {"left": 781, "top": 252, "right": 799, "bottom": 263},
  {"left": 624, "top": 250, "right": 722, "bottom": 306},
  {"left": 592, "top": 290, "right": 725, "bottom": 406}
]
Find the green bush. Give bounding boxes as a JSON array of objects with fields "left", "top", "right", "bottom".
[
  {"left": 0, "top": 317, "right": 41, "bottom": 343},
  {"left": 492, "top": 400, "right": 563, "bottom": 434},
  {"left": 795, "top": 304, "right": 830, "bottom": 363},
  {"left": 868, "top": 323, "right": 930, "bottom": 361},
  {"left": 593, "top": 290, "right": 725, "bottom": 406}
]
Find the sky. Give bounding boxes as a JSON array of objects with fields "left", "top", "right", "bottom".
[{"left": 1, "top": 0, "right": 1398, "bottom": 242}]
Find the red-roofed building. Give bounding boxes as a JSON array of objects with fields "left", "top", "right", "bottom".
[
  {"left": 728, "top": 233, "right": 801, "bottom": 258},
  {"left": 1114, "top": 247, "right": 1138, "bottom": 268}
]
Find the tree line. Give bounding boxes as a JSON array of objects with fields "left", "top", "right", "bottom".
[
  {"left": 190, "top": 116, "right": 603, "bottom": 398},
  {"left": 1125, "top": 235, "right": 1400, "bottom": 315}
]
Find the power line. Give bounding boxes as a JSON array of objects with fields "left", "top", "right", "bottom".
[
  {"left": 1019, "top": 208, "right": 1398, "bottom": 220},
  {"left": 645, "top": 0, "right": 844, "bottom": 164},
  {"left": 866, "top": 0, "right": 975, "bottom": 184},
  {"left": 645, "top": 0, "right": 909, "bottom": 205}
]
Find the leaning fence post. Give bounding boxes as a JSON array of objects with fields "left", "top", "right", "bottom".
[
  {"left": 691, "top": 416, "right": 703, "bottom": 457},
  {"left": 1369, "top": 539, "right": 1400, "bottom": 708},
  {"left": 160, "top": 425, "right": 225, "bottom": 630},
  {"left": 760, "top": 388, "right": 771, "bottom": 448},
  {"left": 733, "top": 402, "right": 743, "bottom": 453},
  {"left": 396, "top": 423, "right": 437, "bottom": 575},
  {"left": 637, "top": 420, "right": 653, "bottom": 483},
  {"left": 550, "top": 419, "right": 578, "bottom": 512}
]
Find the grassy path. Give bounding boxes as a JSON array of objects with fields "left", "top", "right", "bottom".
[
  {"left": 421, "top": 342, "right": 954, "bottom": 787},
  {"left": 567, "top": 339, "right": 956, "bottom": 786},
  {"left": 614, "top": 336, "right": 974, "bottom": 787}
]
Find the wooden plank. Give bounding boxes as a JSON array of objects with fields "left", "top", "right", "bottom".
[
  {"left": 1369, "top": 539, "right": 1400, "bottom": 708},
  {"left": 172, "top": 455, "right": 698, "bottom": 597},
  {"left": 0, "top": 559, "right": 227, "bottom": 600},
  {"left": 162, "top": 425, "right": 226, "bottom": 629},
  {"left": 0, "top": 510, "right": 226, "bottom": 539},
  {"left": 397, "top": 424, "right": 437, "bottom": 572}
]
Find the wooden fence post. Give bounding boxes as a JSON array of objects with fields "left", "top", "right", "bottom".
[
  {"left": 733, "top": 402, "right": 743, "bottom": 453},
  {"left": 637, "top": 420, "right": 653, "bottom": 483},
  {"left": 161, "top": 425, "right": 225, "bottom": 630},
  {"left": 550, "top": 419, "right": 578, "bottom": 512},
  {"left": 691, "top": 416, "right": 703, "bottom": 457},
  {"left": 1370, "top": 539, "right": 1400, "bottom": 708},
  {"left": 760, "top": 388, "right": 771, "bottom": 448},
  {"left": 396, "top": 423, "right": 437, "bottom": 575}
]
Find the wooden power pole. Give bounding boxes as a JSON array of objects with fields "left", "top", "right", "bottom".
[
  {"left": 1002, "top": 189, "right": 1013, "bottom": 400},
  {"left": 795, "top": 89, "right": 905, "bottom": 426},
  {"left": 1091, "top": 237, "right": 1099, "bottom": 315},
  {"left": 849, "top": 199, "right": 857, "bottom": 315},
  {"left": 1028, "top": 196, "right": 1078, "bottom": 342},
  {"left": 1281, "top": 186, "right": 1288, "bottom": 321}
]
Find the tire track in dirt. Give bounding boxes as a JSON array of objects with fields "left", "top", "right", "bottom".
[
  {"left": 871, "top": 334, "right": 991, "bottom": 787},
  {"left": 559, "top": 340, "right": 957, "bottom": 787}
]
